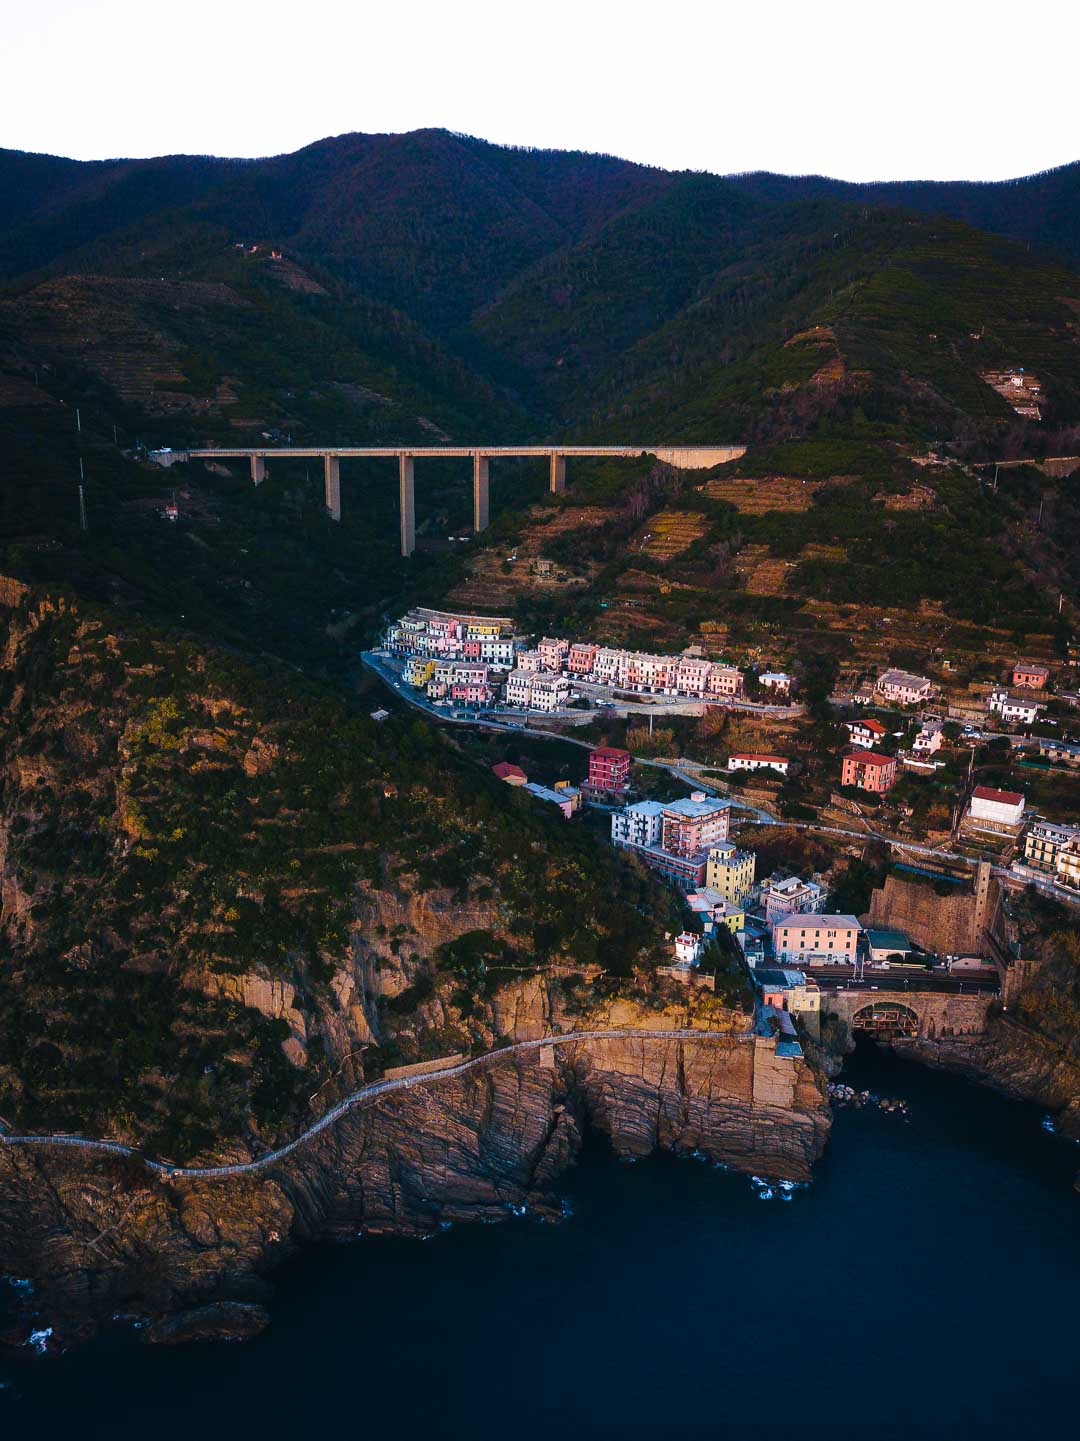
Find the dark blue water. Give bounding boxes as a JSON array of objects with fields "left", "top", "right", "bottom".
[{"left": 3, "top": 1045, "right": 1077, "bottom": 1439}]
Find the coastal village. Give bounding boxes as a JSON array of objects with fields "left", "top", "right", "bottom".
[{"left": 370, "top": 605, "right": 1080, "bottom": 1051}]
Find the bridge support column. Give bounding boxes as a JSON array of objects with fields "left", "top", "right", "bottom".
[
  {"left": 323, "top": 455, "right": 341, "bottom": 521},
  {"left": 549, "top": 453, "right": 566, "bottom": 494},
  {"left": 399, "top": 455, "right": 415, "bottom": 557},
  {"left": 251, "top": 455, "right": 266, "bottom": 486},
  {"left": 473, "top": 453, "right": 490, "bottom": 532}
]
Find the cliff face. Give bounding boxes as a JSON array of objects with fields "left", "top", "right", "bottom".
[
  {"left": 892, "top": 1015, "right": 1080, "bottom": 1143},
  {"left": 0, "top": 1026, "right": 829, "bottom": 1349}
]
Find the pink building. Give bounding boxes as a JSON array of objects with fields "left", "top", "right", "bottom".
[
  {"left": 707, "top": 665, "right": 742, "bottom": 698},
  {"left": 461, "top": 638, "right": 483, "bottom": 660},
  {"left": 660, "top": 794, "right": 731, "bottom": 857},
  {"left": 676, "top": 657, "right": 713, "bottom": 696},
  {"left": 517, "top": 650, "right": 546, "bottom": 673},
  {"left": 773, "top": 913, "right": 860, "bottom": 964},
  {"left": 568, "top": 642, "right": 599, "bottom": 676},
  {"left": 538, "top": 637, "right": 569, "bottom": 671},
  {"left": 450, "top": 682, "right": 494, "bottom": 707}
]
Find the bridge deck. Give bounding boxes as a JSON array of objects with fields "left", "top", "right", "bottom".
[{"left": 166, "top": 445, "right": 741, "bottom": 460}]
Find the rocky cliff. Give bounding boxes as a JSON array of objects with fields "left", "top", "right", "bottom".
[
  {"left": 0, "top": 1021, "right": 829, "bottom": 1350},
  {"left": 0, "top": 592, "right": 829, "bottom": 1349}
]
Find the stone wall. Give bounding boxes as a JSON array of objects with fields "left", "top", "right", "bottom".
[{"left": 821, "top": 988, "right": 993, "bottom": 1040}]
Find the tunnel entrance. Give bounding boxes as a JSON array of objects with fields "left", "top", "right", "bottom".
[{"left": 851, "top": 1001, "right": 919, "bottom": 1038}]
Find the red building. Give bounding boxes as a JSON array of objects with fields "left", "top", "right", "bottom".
[
  {"left": 588, "top": 746, "right": 632, "bottom": 791},
  {"left": 841, "top": 748, "right": 896, "bottom": 794},
  {"left": 1012, "top": 661, "right": 1049, "bottom": 690}
]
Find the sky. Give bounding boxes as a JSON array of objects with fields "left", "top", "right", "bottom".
[{"left": 3, "top": 0, "right": 1078, "bottom": 182}]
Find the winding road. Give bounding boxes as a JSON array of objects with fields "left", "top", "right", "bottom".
[{"left": 0, "top": 1027, "right": 748, "bottom": 1182}]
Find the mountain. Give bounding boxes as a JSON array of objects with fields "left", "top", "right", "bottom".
[{"left": 723, "top": 161, "right": 1080, "bottom": 271}]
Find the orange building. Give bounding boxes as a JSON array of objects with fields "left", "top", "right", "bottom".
[{"left": 841, "top": 748, "right": 896, "bottom": 794}]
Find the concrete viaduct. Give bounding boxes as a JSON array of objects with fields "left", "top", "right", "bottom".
[{"left": 147, "top": 444, "right": 745, "bottom": 556}]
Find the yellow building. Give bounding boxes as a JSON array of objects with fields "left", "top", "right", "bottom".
[
  {"left": 404, "top": 657, "right": 437, "bottom": 687},
  {"left": 705, "top": 842, "right": 756, "bottom": 904}
]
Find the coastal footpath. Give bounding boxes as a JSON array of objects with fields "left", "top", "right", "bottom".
[{"left": 0, "top": 1007, "right": 828, "bottom": 1348}]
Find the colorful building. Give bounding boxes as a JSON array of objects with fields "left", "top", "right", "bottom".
[
  {"left": 761, "top": 874, "right": 825, "bottom": 926},
  {"left": 687, "top": 888, "right": 745, "bottom": 934},
  {"left": 704, "top": 841, "right": 756, "bottom": 904},
  {"left": 588, "top": 747, "right": 632, "bottom": 792},
  {"left": 568, "top": 642, "right": 599, "bottom": 676},
  {"left": 538, "top": 636, "right": 569, "bottom": 671},
  {"left": 523, "top": 781, "right": 576, "bottom": 818},
  {"left": 1024, "top": 819, "right": 1080, "bottom": 873},
  {"left": 841, "top": 748, "right": 896, "bottom": 793},
  {"left": 1012, "top": 660, "right": 1050, "bottom": 690},
  {"left": 492, "top": 761, "right": 528, "bottom": 786},
  {"left": 660, "top": 794, "right": 731, "bottom": 857},
  {"left": 773, "top": 914, "right": 861, "bottom": 964}
]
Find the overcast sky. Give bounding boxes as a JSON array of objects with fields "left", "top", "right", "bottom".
[{"left": 4, "top": 0, "right": 1077, "bottom": 181}]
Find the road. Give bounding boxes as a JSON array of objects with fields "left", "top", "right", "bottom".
[
  {"left": 363, "top": 653, "right": 1037, "bottom": 873},
  {"left": 0, "top": 1027, "right": 750, "bottom": 1182}
]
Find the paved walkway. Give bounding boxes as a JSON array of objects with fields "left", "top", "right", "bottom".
[{"left": 0, "top": 1027, "right": 749, "bottom": 1182}]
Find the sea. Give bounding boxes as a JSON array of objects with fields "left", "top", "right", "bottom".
[{"left": 2, "top": 1042, "right": 1077, "bottom": 1440}]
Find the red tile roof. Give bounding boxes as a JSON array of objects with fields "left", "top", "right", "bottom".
[
  {"left": 730, "top": 753, "right": 788, "bottom": 764},
  {"left": 843, "top": 748, "right": 895, "bottom": 767},
  {"left": 493, "top": 762, "right": 527, "bottom": 781},
  {"left": 972, "top": 785, "right": 1024, "bottom": 806}
]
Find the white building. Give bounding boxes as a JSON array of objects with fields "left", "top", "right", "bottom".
[
  {"left": 758, "top": 671, "right": 792, "bottom": 693},
  {"left": 673, "top": 932, "right": 703, "bottom": 966},
  {"left": 727, "top": 752, "right": 790, "bottom": 776},
  {"left": 611, "top": 800, "right": 665, "bottom": 850},
  {"left": 846, "top": 717, "right": 888, "bottom": 748},
  {"left": 988, "top": 689, "right": 1040, "bottom": 726},
  {"left": 965, "top": 786, "right": 1025, "bottom": 836},
  {"left": 912, "top": 721, "right": 944, "bottom": 754},
  {"left": 504, "top": 669, "right": 534, "bottom": 707},
  {"left": 480, "top": 638, "right": 515, "bottom": 667},
  {"left": 529, "top": 674, "right": 570, "bottom": 712}
]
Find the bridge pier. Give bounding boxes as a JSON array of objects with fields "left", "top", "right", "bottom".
[
  {"left": 399, "top": 455, "right": 415, "bottom": 557},
  {"left": 251, "top": 455, "right": 266, "bottom": 486},
  {"left": 323, "top": 455, "right": 341, "bottom": 521},
  {"left": 473, "top": 453, "right": 490, "bottom": 532},
  {"left": 549, "top": 453, "right": 566, "bottom": 494}
]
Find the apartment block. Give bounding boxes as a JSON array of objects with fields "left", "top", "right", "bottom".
[
  {"left": 568, "top": 642, "right": 600, "bottom": 676},
  {"left": 589, "top": 747, "right": 632, "bottom": 791},
  {"left": 611, "top": 800, "right": 665, "bottom": 849},
  {"left": 705, "top": 841, "right": 756, "bottom": 904},
  {"left": 661, "top": 794, "right": 731, "bottom": 857},
  {"left": 538, "top": 636, "right": 570, "bottom": 671},
  {"left": 841, "top": 748, "right": 897, "bottom": 793},
  {"left": 773, "top": 914, "right": 861, "bottom": 964}
]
